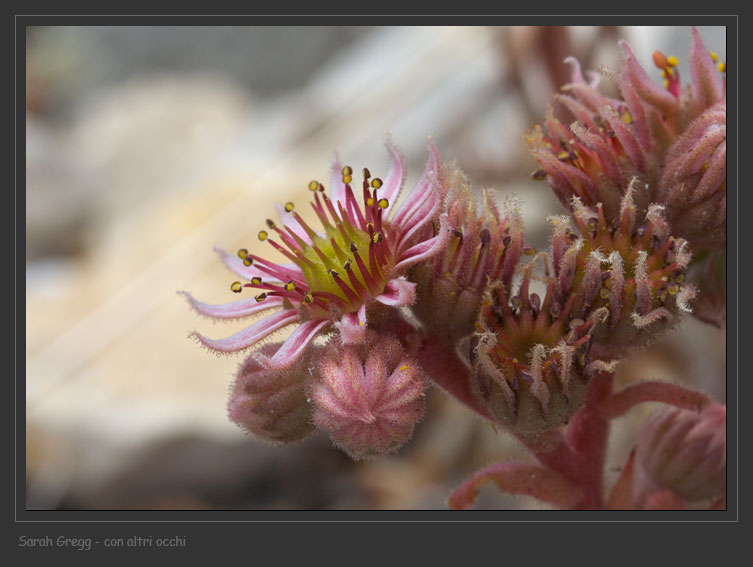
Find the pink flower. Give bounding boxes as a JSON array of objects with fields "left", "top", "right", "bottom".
[
  {"left": 183, "top": 138, "right": 451, "bottom": 370},
  {"left": 308, "top": 333, "right": 426, "bottom": 460}
]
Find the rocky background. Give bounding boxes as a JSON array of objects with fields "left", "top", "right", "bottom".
[{"left": 25, "top": 25, "right": 726, "bottom": 510}]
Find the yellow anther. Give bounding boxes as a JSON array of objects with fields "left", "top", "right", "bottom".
[
  {"left": 231, "top": 281, "right": 243, "bottom": 293},
  {"left": 587, "top": 219, "right": 597, "bottom": 232},
  {"left": 620, "top": 110, "right": 632, "bottom": 125},
  {"left": 255, "top": 293, "right": 267, "bottom": 302},
  {"left": 258, "top": 230, "right": 268, "bottom": 241},
  {"left": 377, "top": 198, "right": 389, "bottom": 209},
  {"left": 366, "top": 197, "right": 375, "bottom": 207},
  {"left": 667, "top": 55, "right": 678, "bottom": 67},
  {"left": 663, "top": 79, "right": 670, "bottom": 89},
  {"left": 371, "top": 178, "right": 383, "bottom": 189},
  {"left": 237, "top": 248, "right": 248, "bottom": 259},
  {"left": 372, "top": 232, "right": 383, "bottom": 243},
  {"left": 251, "top": 277, "right": 262, "bottom": 285},
  {"left": 599, "top": 287, "right": 610, "bottom": 299},
  {"left": 659, "top": 290, "right": 668, "bottom": 302},
  {"left": 242, "top": 258, "right": 252, "bottom": 267},
  {"left": 512, "top": 358, "right": 519, "bottom": 364},
  {"left": 661, "top": 69, "right": 667, "bottom": 78},
  {"left": 329, "top": 269, "right": 340, "bottom": 278},
  {"left": 709, "top": 51, "right": 718, "bottom": 62},
  {"left": 342, "top": 166, "right": 353, "bottom": 177},
  {"left": 343, "top": 259, "right": 352, "bottom": 271},
  {"left": 302, "top": 292, "right": 314, "bottom": 304},
  {"left": 399, "top": 365, "right": 408, "bottom": 371},
  {"left": 523, "top": 246, "right": 536, "bottom": 256},
  {"left": 284, "top": 202, "right": 295, "bottom": 212},
  {"left": 667, "top": 283, "right": 680, "bottom": 295},
  {"left": 718, "top": 62, "right": 726, "bottom": 73},
  {"left": 557, "top": 150, "right": 570, "bottom": 160},
  {"left": 342, "top": 174, "right": 352, "bottom": 184},
  {"left": 666, "top": 67, "right": 674, "bottom": 77},
  {"left": 676, "top": 273, "right": 686, "bottom": 283},
  {"left": 308, "top": 180, "right": 319, "bottom": 192},
  {"left": 285, "top": 281, "right": 296, "bottom": 292}
]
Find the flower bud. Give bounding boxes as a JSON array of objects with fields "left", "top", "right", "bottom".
[
  {"left": 470, "top": 265, "right": 612, "bottom": 435},
  {"left": 410, "top": 164, "right": 524, "bottom": 341},
  {"left": 308, "top": 333, "right": 426, "bottom": 460},
  {"left": 551, "top": 180, "right": 697, "bottom": 354},
  {"left": 633, "top": 403, "right": 725, "bottom": 507},
  {"left": 228, "top": 343, "right": 315, "bottom": 445}
]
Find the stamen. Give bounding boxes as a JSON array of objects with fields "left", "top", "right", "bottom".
[
  {"left": 308, "top": 180, "right": 319, "bottom": 192},
  {"left": 531, "top": 169, "right": 547, "bottom": 180},
  {"left": 371, "top": 178, "right": 383, "bottom": 189},
  {"left": 362, "top": 167, "right": 371, "bottom": 180},
  {"left": 709, "top": 51, "right": 718, "bottom": 62},
  {"left": 251, "top": 277, "right": 262, "bottom": 285},
  {"left": 342, "top": 165, "right": 353, "bottom": 184},
  {"left": 231, "top": 281, "right": 243, "bottom": 293},
  {"left": 242, "top": 258, "right": 253, "bottom": 267},
  {"left": 284, "top": 202, "right": 295, "bottom": 212},
  {"left": 718, "top": 62, "right": 726, "bottom": 73},
  {"left": 266, "top": 219, "right": 276, "bottom": 229},
  {"left": 377, "top": 198, "right": 389, "bottom": 209},
  {"left": 285, "top": 281, "right": 296, "bottom": 292},
  {"left": 258, "top": 230, "right": 268, "bottom": 241},
  {"left": 255, "top": 293, "right": 267, "bottom": 302},
  {"left": 237, "top": 248, "right": 249, "bottom": 259},
  {"left": 302, "top": 291, "right": 314, "bottom": 304}
]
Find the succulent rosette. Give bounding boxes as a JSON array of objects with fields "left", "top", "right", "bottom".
[
  {"left": 183, "top": 139, "right": 451, "bottom": 370},
  {"left": 527, "top": 28, "right": 726, "bottom": 251}
]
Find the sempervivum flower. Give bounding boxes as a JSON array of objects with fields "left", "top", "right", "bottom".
[
  {"left": 308, "top": 332, "right": 426, "bottom": 460},
  {"left": 527, "top": 28, "right": 726, "bottom": 250},
  {"left": 470, "top": 259, "right": 614, "bottom": 435},
  {"left": 228, "top": 343, "right": 316, "bottom": 445},
  {"left": 183, "top": 139, "right": 451, "bottom": 370},
  {"left": 409, "top": 163, "right": 525, "bottom": 341},
  {"left": 550, "top": 179, "right": 697, "bottom": 354},
  {"left": 633, "top": 403, "right": 726, "bottom": 508}
]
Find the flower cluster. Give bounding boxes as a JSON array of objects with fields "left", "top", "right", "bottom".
[{"left": 183, "top": 27, "right": 725, "bottom": 510}]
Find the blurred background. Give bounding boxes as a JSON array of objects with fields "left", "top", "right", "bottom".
[{"left": 25, "top": 25, "right": 726, "bottom": 510}]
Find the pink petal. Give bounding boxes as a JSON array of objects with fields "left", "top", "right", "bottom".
[
  {"left": 179, "top": 290, "right": 284, "bottom": 319},
  {"left": 330, "top": 151, "right": 347, "bottom": 207},
  {"left": 619, "top": 40, "right": 677, "bottom": 114},
  {"left": 374, "top": 277, "right": 416, "bottom": 307},
  {"left": 255, "top": 318, "right": 331, "bottom": 370},
  {"left": 391, "top": 139, "right": 441, "bottom": 228},
  {"left": 393, "top": 213, "right": 451, "bottom": 272},
  {"left": 274, "top": 203, "right": 312, "bottom": 245},
  {"left": 378, "top": 137, "right": 406, "bottom": 210},
  {"left": 334, "top": 304, "right": 369, "bottom": 345},
  {"left": 192, "top": 308, "right": 299, "bottom": 353},
  {"left": 689, "top": 27, "right": 724, "bottom": 113}
]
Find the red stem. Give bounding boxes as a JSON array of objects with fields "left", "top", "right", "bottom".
[
  {"left": 522, "top": 371, "right": 616, "bottom": 509},
  {"left": 598, "top": 380, "right": 712, "bottom": 419},
  {"left": 417, "top": 334, "right": 493, "bottom": 420}
]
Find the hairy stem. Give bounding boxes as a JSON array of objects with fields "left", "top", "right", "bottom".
[{"left": 599, "top": 380, "right": 712, "bottom": 419}]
